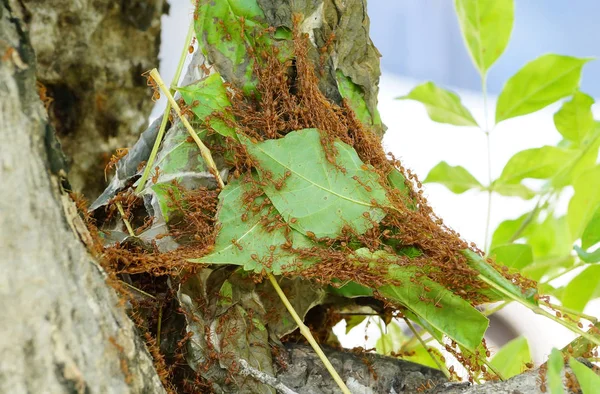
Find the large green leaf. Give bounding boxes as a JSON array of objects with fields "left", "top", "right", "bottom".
[
  {"left": 498, "top": 146, "right": 577, "bottom": 184},
  {"left": 463, "top": 249, "right": 537, "bottom": 305},
  {"left": 190, "top": 177, "right": 313, "bottom": 274},
  {"left": 358, "top": 249, "right": 488, "bottom": 351},
  {"left": 547, "top": 348, "right": 565, "bottom": 394},
  {"left": 336, "top": 70, "right": 381, "bottom": 127},
  {"left": 489, "top": 244, "right": 533, "bottom": 270},
  {"left": 453, "top": 0, "right": 514, "bottom": 75},
  {"left": 490, "top": 336, "right": 532, "bottom": 379},
  {"left": 424, "top": 161, "right": 482, "bottom": 194},
  {"left": 495, "top": 55, "right": 591, "bottom": 123},
  {"left": 561, "top": 265, "right": 600, "bottom": 312},
  {"left": 178, "top": 73, "right": 237, "bottom": 139},
  {"left": 241, "top": 128, "right": 389, "bottom": 238},
  {"left": 570, "top": 357, "right": 600, "bottom": 394},
  {"left": 397, "top": 82, "right": 478, "bottom": 126},
  {"left": 194, "top": 0, "right": 272, "bottom": 93},
  {"left": 568, "top": 165, "right": 600, "bottom": 241},
  {"left": 554, "top": 91, "right": 595, "bottom": 145},
  {"left": 582, "top": 206, "right": 600, "bottom": 249}
]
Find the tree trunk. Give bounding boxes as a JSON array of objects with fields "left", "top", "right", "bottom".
[
  {"left": 0, "top": 0, "right": 565, "bottom": 393},
  {"left": 0, "top": 2, "right": 164, "bottom": 392}
]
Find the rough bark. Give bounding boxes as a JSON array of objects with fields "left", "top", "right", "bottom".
[
  {"left": 12, "top": 0, "right": 166, "bottom": 198},
  {"left": 0, "top": 1, "right": 579, "bottom": 393},
  {"left": 0, "top": 3, "right": 164, "bottom": 392}
]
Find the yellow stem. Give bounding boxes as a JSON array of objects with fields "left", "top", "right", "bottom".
[
  {"left": 267, "top": 273, "right": 350, "bottom": 394},
  {"left": 404, "top": 318, "right": 450, "bottom": 378},
  {"left": 149, "top": 69, "right": 225, "bottom": 189},
  {"left": 116, "top": 201, "right": 135, "bottom": 237}
]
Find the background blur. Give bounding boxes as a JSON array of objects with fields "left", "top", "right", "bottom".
[{"left": 155, "top": 1, "right": 599, "bottom": 364}]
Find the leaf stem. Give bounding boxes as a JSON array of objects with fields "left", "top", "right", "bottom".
[
  {"left": 149, "top": 68, "right": 225, "bottom": 189},
  {"left": 116, "top": 201, "right": 135, "bottom": 237},
  {"left": 404, "top": 318, "right": 450, "bottom": 378},
  {"left": 267, "top": 273, "right": 350, "bottom": 394},
  {"left": 482, "top": 74, "right": 493, "bottom": 253},
  {"left": 540, "top": 260, "right": 585, "bottom": 284},
  {"left": 544, "top": 302, "right": 598, "bottom": 324},
  {"left": 136, "top": 21, "right": 196, "bottom": 194},
  {"left": 477, "top": 274, "right": 600, "bottom": 348}
]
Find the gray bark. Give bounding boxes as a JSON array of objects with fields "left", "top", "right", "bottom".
[
  {"left": 15, "top": 0, "right": 165, "bottom": 198},
  {"left": 0, "top": 2, "right": 164, "bottom": 393}
]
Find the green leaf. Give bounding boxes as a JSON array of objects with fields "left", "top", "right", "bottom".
[
  {"left": 178, "top": 73, "right": 237, "bottom": 139},
  {"left": 568, "top": 165, "right": 600, "bottom": 241},
  {"left": 137, "top": 122, "right": 218, "bottom": 222},
  {"left": 582, "top": 206, "right": 600, "bottom": 249},
  {"left": 376, "top": 321, "right": 407, "bottom": 356},
  {"left": 499, "top": 146, "right": 577, "bottom": 184},
  {"left": 496, "top": 55, "right": 591, "bottom": 123},
  {"left": 574, "top": 245, "right": 600, "bottom": 264},
  {"left": 453, "top": 0, "right": 514, "bottom": 75},
  {"left": 570, "top": 357, "right": 600, "bottom": 394},
  {"left": 463, "top": 249, "right": 537, "bottom": 305},
  {"left": 554, "top": 91, "right": 595, "bottom": 145},
  {"left": 241, "top": 128, "right": 389, "bottom": 238},
  {"left": 397, "top": 82, "right": 478, "bottom": 126},
  {"left": 360, "top": 249, "right": 489, "bottom": 351},
  {"left": 490, "top": 244, "right": 533, "bottom": 270},
  {"left": 490, "top": 336, "right": 532, "bottom": 379},
  {"left": 489, "top": 181, "right": 536, "bottom": 200},
  {"left": 194, "top": 0, "right": 270, "bottom": 94},
  {"left": 524, "top": 216, "right": 572, "bottom": 261},
  {"left": 491, "top": 213, "right": 529, "bottom": 249},
  {"left": 561, "top": 265, "right": 600, "bottom": 312},
  {"left": 190, "top": 177, "right": 313, "bottom": 274},
  {"left": 424, "top": 161, "right": 482, "bottom": 194},
  {"left": 547, "top": 348, "right": 565, "bottom": 394},
  {"left": 336, "top": 70, "right": 381, "bottom": 127},
  {"left": 329, "top": 281, "right": 373, "bottom": 298}
]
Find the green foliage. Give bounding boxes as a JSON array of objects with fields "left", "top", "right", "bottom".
[
  {"left": 190, "top": 177, "right": 313, "bottom": 274},
  {"left": 453, "top": 0, "right": 514, "bottom": 76},
  {"left": 495, "top": 55, "right": 591, "bottom": 123},
  {"left": 546, "top": 348, "right": 565, "bottom": 394},
  {"left": 561, "top": 265, "right": 600, "bottom": 312},
  {"left": 397, "top": 82, "right": 478, "bottom": 126},
  {"left": 337, "top": 70, "right": 382, "bottom": 127},
  {"left": 358, "top": 249, "right": 489, "bottom": 350},
  {"left": 489, "top": 244, "right": 533, "bottom": 270},
  {"left": 375, "top": 321, "right": 445, "bottom": 369},
  {"left": 424, "top": 161, "right": 482, "bottom": 193},
  {"left": 490, "top": 336, "right": 532, "bottom": 379},
  {"left": 242, "top": 129, "right": 389, "bottom": 239},
  {"left": 554, "top": 91, "right": 595, "bottom": 145},
  {"left": 398, "top": 0, "right": 600, "bottom": 376},
  {"left": 178, "top": 73, "right": 237, "bottom": 139},
  {"left": 568, "top": 165, "right": 600, "bottom": 241},
  {"left": 569, "top": 357, "right": 600, "bottom": 394}
]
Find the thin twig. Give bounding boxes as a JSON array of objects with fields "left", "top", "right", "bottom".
[
  {"left": 404, "top": 317, "right": 450, "bottom": 378},
  {"left": 267, "top": 273, "right": 351, "bottom": 394},
  {"left": 116, "top": 201, "right": 135, "bottom": 237},
  {"left": 238, "top": 358, "right": 298, "bottom": 394},
  {"left": 136, "top": 21, "right": 196, "bottom": 194},
  {"left": 149, "top": 68, "right": 225, "bottom": 189}
]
